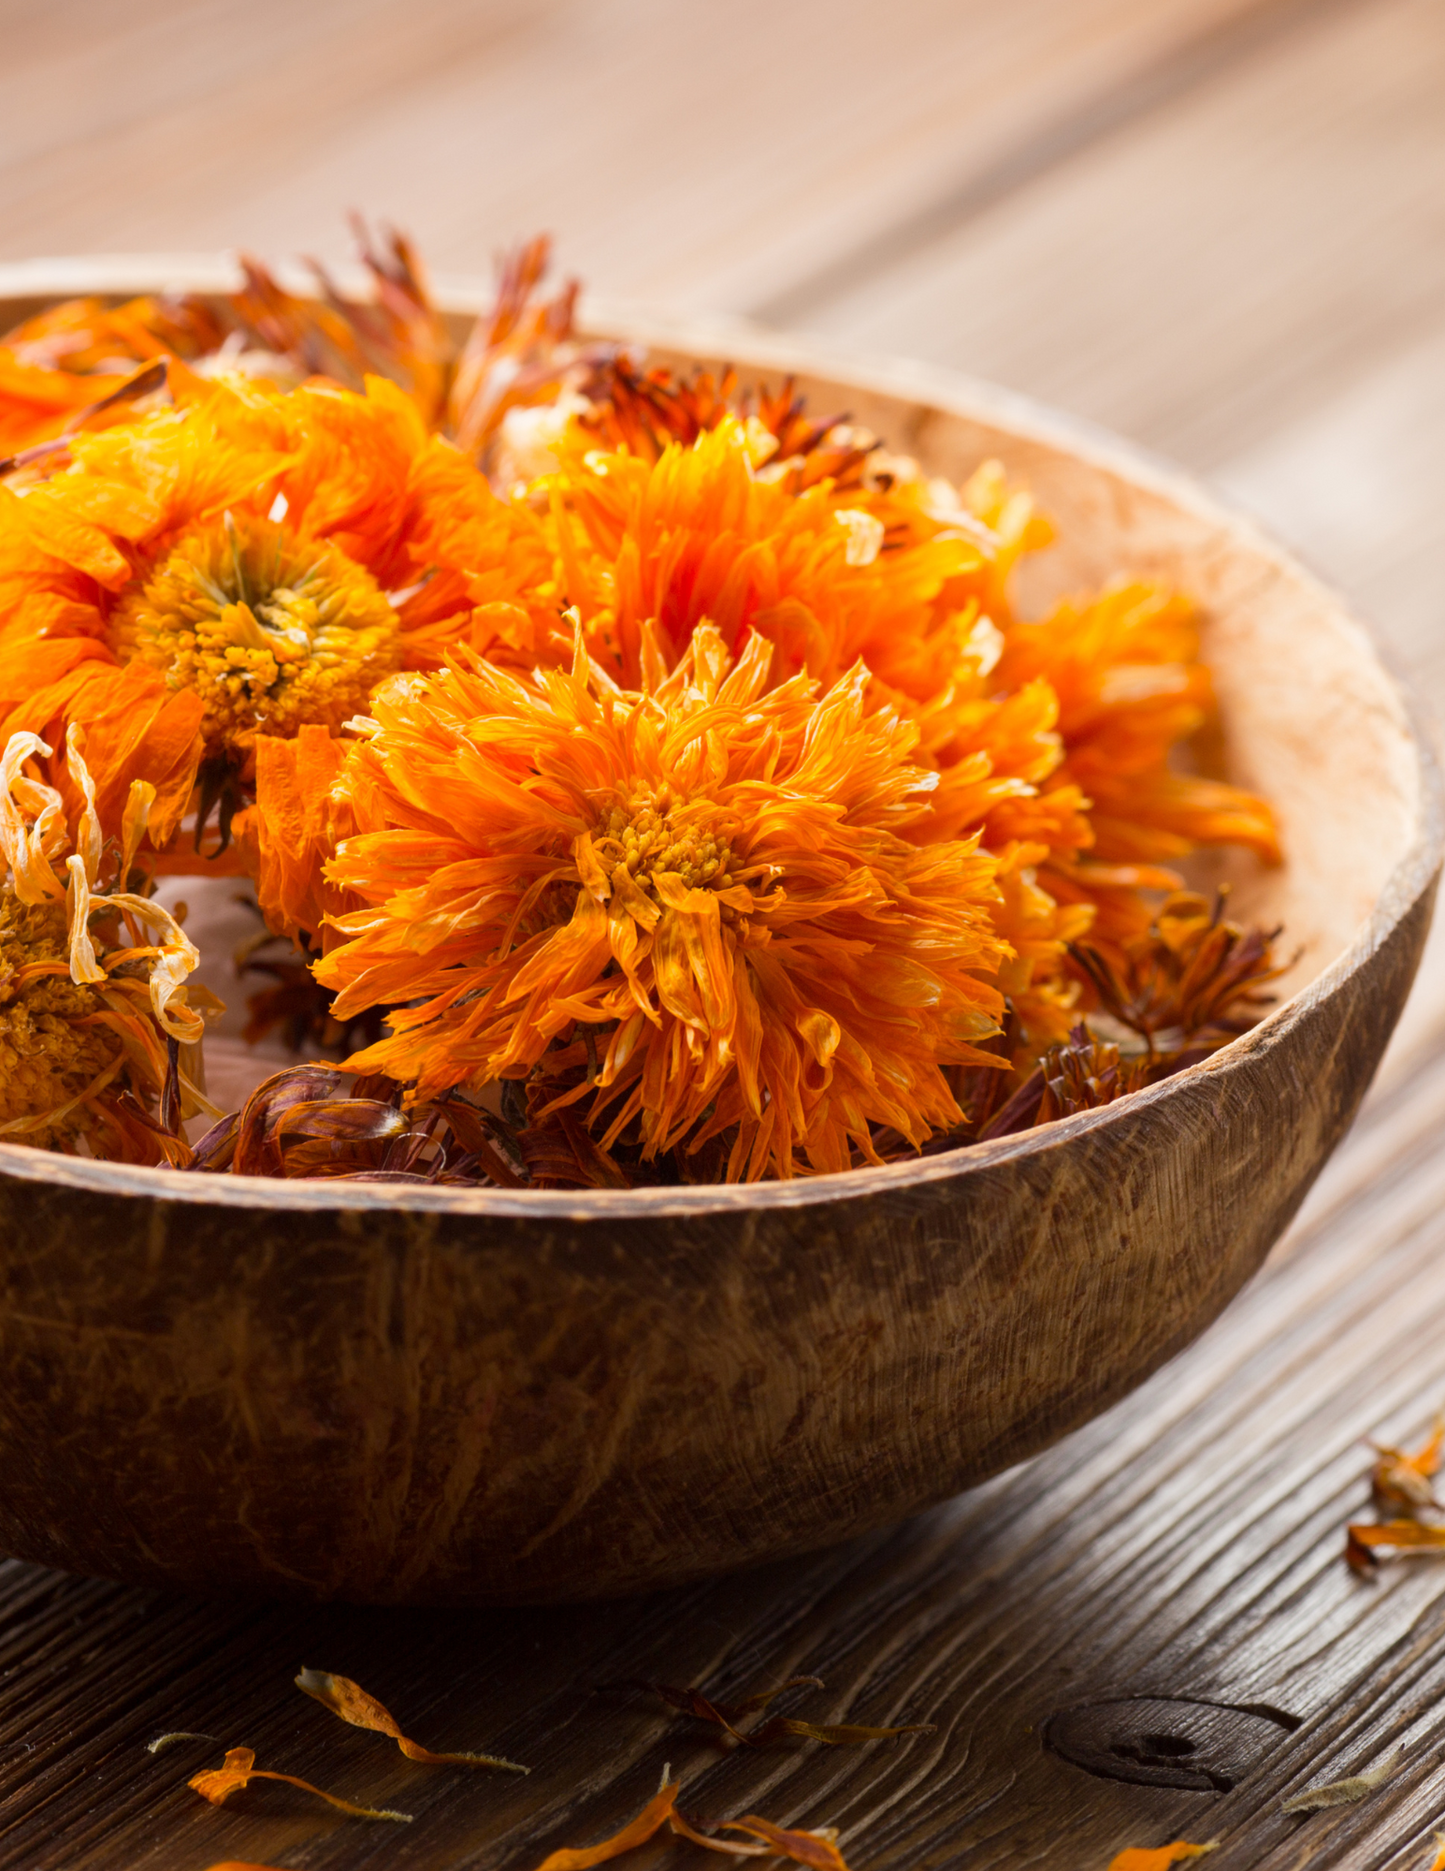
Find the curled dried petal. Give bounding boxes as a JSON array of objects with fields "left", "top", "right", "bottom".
[
  {"left": 531, "top": 1781, "right": 680, "bottom": 1871},
  {"left": 187, "top": 1745, "right": 412, "bottom": 1823},
  {"left": 296, "top": 1668, "right": 528, "bottom": 1772}
]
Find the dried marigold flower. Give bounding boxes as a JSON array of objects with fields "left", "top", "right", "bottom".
[
  {"left": 0, "top": 371, "right": 550, "bottom": 942},
  {"left": 317, "top": 624, "right": 1007, "bottom": 1181},
  {"left": 1345, "top": 1520, "right": 1445, "bottom": 1575},
  {"left": 530, "top": 1780, "right": 851, "bottom": 1871},
  {"left": 0, "top": 292, "right": 227, "bottom": 455},
  {"left": 604, "top": 1674, "right": 932, "bottom": 1749},
  {"left": 1067, "top": 889, "right": 1283, "bottom": 1059},
  {"left": 0, "top": 725, "right": 216, "bottom": 1159},
  {"left": 187, "top": 1744, "right": 412, "bottom": 1823}
]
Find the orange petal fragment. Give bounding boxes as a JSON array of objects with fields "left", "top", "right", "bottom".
[
  {"left": 1370, "top": 1416, "right": 1445, "bottom": 1513},
  {"left": 1107, "top": 1844, "right": 1217, "bottom": 1871},
  {"left": 668, "top": 1808, "right": 770, "bottom": 1857},
  {"left": 295, "top": 1666, "right": 529, "bottom": 1772},
  {"left": 187, "top": 1745, "right": 412, "bottom": 1823},
  {"left": 531, "top": 1782, "right": 681, "bottom": 1870},
  {"left": 1280, "top": 1745, "right": 1403, "bottom": 1813},
  {"left": 735, "top": 1675, "right": 826, "bottom": 1714},
  {"left": 760, "top": 1716, "right": 936, "bottom": 1746},
  {"left": 716, "top": 1815, "right": 851, "bottom": 1870},
  {"left": 1346, "top": 1521, "right": 1445, "bottom": 1561}
]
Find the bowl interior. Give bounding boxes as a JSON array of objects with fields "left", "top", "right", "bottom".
[{"left": 600, "top": 320, "right": 1425, "bottom": 1006}]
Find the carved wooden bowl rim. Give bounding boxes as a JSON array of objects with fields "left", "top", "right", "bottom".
[{"left": 0, "top": 255, "right": 1438, "bottom": 1222}]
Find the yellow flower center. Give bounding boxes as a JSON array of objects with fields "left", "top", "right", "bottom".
[
  {"left": 596, "top": 796, "right": 736, "bottom": 895},
  {"left": 108, "top": 513, "right": 402, "bottom": 758},
  {"left": 0, "top": 896, "right": 120, "bottom": 1146}
]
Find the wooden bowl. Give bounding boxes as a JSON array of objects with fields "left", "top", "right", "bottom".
[{"left": 0, "top": 261, "right": 1437, "bottom": 1606}]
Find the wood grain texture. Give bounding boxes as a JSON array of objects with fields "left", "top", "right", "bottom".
[
  {"left": 0, "top": 295, "right": 1433, "bottom": 1608},
  {"left": 800, "top": 0, "right": 1445, "bottom": 474},
  {"left": 0, "top": 0, "right": 1312, "bottom": 313}
]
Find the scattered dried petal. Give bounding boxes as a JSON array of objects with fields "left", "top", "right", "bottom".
[
  {"left": 1370, "top": 1418, "right": 1444, "bottom": 1514},
  {"left": 1346, "top": 1522, "right": 1445, "bottom": 1566},
  {"left": 1280, "top": 1745, "right": 1404, "bottom": 1813},
  {"left": 607, "top": 1675, "right": 928, "bottom": 1749},
  {"left": 709, "top": 1815, "right": 850, "bottom": 1870},
  {"left": 295, "top": 1667, "right": 528, "bottom": 1772},
  {"left": 755, "top": 1716, "right": 935, "bottom": 1746},
  {"left": 531, "top": 1780, "right": 681, "bottom": 1870},
  {"left": 1106, "top": 1844, "right": 1217, "bottom": 1871},
  {"left": 146, "top": 1730, "right": 221, "bottom": 1754},
  {"left": 187, "top": 1745, "right": 412, "bottom": 1823},
  {"left": 668, "top": 1808, "right": 772, "bottom": 1857}
]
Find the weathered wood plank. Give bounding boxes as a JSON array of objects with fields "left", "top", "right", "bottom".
[
  {"left": 0, "top": 0, "right": 1316, "bottom": 315},
  {"left": 800, "top": 0, "right": 1445, "bottom": 475}
]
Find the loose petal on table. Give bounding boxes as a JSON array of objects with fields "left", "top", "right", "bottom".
[
  {"left": 1280, "top": 1746, "right": 1404, "bottom": 1814},
  {"left": 187, "top": 1745, "right": 412, "bottom": 1822},
  {"left": 296, "top": 1666, "right": 529, "bottom": 1771},
  {"left": 1106, "top": 1843, "right": 1217, "bottom": 1871}
]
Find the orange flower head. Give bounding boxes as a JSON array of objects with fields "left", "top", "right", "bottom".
[
  {"left": 0, "top": 374, "right": 547, "bottom": 939},
  {"left": 543, "top": 413, "right": 987, "bottom": 700},
  {"left": 317, "top": 624, "right": 1008, "bottom": 1180},
  {"left": 107, "top": 511, "right": 400, "bottom": 760},
  {"left": 0, "top": 725, "right": 216, "bottom": 1159}
]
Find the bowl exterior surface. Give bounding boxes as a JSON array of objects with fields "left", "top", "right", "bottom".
[
  {"left": 0, "top": 873, "right": 1430, "bottom": 1604},
  {"left": 0, "top": 266, "right": 1436, "bottom": 1602}
]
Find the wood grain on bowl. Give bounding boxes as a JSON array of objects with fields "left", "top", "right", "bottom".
[{"left": 0, "top": 264, "right": 1436, "bottom": 1606}]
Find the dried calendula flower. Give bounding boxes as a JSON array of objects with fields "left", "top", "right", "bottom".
[
  {"left": 1280, "top": 1744, "right": 1404, "bottom": 1813},
  {"left": 319, "top": 625, "right": 1007, "bottom": 1182},
  {"left": 187, "top": 1744, "right": 412, "bottom": 1823},
  {"left": 1370, "top": 1418, "right": 1444, "bottom": 1514},
  {"left": 681, "top": 1813, "right": 850, "bottom": 1868},
  {"left": 1106, "top": 1845, "right": 1217, "bottom": 1871},
  {"left": 296, "top": 1667, "right": 528, "bottom": 1771}
]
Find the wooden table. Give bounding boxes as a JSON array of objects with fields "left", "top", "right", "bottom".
[{"left": 4, "top": 0, "right": 1445, "bottom": 1863}]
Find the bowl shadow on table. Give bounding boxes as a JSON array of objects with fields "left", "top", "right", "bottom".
[{"left": 82, "top": 1467, "right": 1284, "bottom": 1871}]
